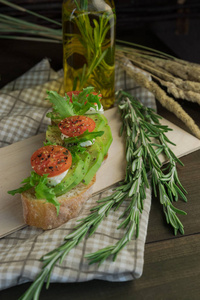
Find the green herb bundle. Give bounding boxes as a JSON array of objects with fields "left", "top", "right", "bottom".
[
  {"left": 62, "top": 0, "right": 116, "bottom": 108},
  {"left": 19, "top": 91, "right": 187, "bottom": 299}
]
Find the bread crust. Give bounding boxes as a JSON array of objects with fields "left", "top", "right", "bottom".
[{"left": 21, "top": 176, "right": 96, "bottom": 230}]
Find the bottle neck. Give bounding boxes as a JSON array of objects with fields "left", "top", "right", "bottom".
[
  {"left": 92, "top": 0, "right": 113, "bottom": 12},
  {"left": 64, "top": 0, "right": 114, "bottom": 12}
]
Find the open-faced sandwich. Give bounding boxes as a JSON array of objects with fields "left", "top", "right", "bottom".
[{"left": 8, "top": 87, "right": 113, "bottom": 230}]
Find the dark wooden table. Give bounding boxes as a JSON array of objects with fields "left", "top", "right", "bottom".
[{"left": 0, "top": 39, "right": 199, "bottom": 300}]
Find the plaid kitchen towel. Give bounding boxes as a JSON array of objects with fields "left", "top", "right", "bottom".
[{"left": 0, "top": 59, "right": 155, "bottom": 290}]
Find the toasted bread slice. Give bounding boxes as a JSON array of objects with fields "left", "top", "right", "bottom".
[{"left": 21, "top": 176, "right": 96, "bottom": 230}]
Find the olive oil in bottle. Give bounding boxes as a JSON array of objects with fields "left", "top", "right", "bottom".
[{"left": 62, "top": 0, "right": 116, "bottom": 109}]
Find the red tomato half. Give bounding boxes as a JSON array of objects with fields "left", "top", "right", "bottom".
[
  {"left": 58, "top": 115, "right": 96, "bottom": 137},
  {"left": 31, "top": 145, "right": 72, "bottom": 177},
  {"left": 66, "top": 91, "right": 102, "bottom": 104}
]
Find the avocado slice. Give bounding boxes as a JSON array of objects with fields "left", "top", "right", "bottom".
[
  {"left": 64, "top": 151, "right": 92, "bottom": 192},
  {"left": 54, "top": 150, "right": 92, "bottom": 196},
  {"left": 82, "top": 124, "right": 112, "bottom": 185},
  {"left": 87, "top": 114, "right": 106, "bottom": 131},
  {"left": 82, "top": 142, "right": 104, "bottom": 185},
  {"left": 96, "top": 124, "right": 113, "bottom": 157},
  {"left": 54, "top": 155, "right": 84, "bottom": 196},
  {"left": 46, "top": 125, "right": 63, "bottom": 145}
]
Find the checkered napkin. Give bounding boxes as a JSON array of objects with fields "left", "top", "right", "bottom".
[{"left": 0, "top": 59, "right": 155, "bottom": 290}]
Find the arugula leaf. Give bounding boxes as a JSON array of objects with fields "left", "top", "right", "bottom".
[
  {"left": 67, "top": 144, "right": 87, "bottom": 157},
  {"left": 35, "top": 177, "right": 60, "bottom": 215},
  {"left": 46, "top": 87, "right": 102, "bottom": 121},
  {"left": 8, "top": 171, "right": 42, "bottom": 195},
  {"left": 7, "top": 183, "right": 32, "bottom": 196},
  {"left": 46, "top": 90, "right": 75, "bottom": 119},
  {"left": 8, "top": 171, "right": 60, "bottom": 214},
  {"left": 63, "top": 130, "right": 104, "bottom": 146},
  {"left": 73, "top": 87, "right": 102, "bottom": 115}
]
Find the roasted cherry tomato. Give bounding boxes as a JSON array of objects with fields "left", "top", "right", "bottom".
[
  {"left": 66, "top": 91, "right": 102, "bottom": 104},
  {"left": 31, "top": 145, "right": 72, "bottom": 177},
  {"left": 58, "top": 115, "right": 96, "bottom": 137}
]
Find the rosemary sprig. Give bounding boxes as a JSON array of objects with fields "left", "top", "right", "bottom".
[
  {"left": 118, "top": 91, "right": 187, "bottom": 232},
  {"left": 19, "top": 91, "right": 187, "bottom": 298},
  {"left": 85, "top": 91, "right": 187, "bottom": 264},
  {"left": 63, "top": 4, "right": 114, "bottom": 91}
]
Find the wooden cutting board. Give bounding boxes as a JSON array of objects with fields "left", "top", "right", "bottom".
[{"left": 1, "top": 107, "right": 200, "bottom": 238}]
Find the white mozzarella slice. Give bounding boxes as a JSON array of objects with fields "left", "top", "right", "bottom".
[
  {"left": 47, "top": 169, "right": 69, "bottom": 186},
  {"left": 80, "top": 139, "right": 95, "bottom": 147}
]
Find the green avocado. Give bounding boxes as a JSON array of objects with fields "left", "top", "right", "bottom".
[
  {"left": 82, "top": 124, "right": 113, "bottom": 185},
  {"left": 46, "top": 113, "right": 113, "bottom": 193},
  {"left": 64, "top": 151, "right": 92, "bottom": 192},
  {"left": 87, "top": 114, "right": 106, "bottom": 131},
  {"left": 53, "top": 154, "right": 84, "bottom": 196},
  {"left": 82, "top": 141, "right": 104, "bottom": 185},
  {"left": 54, "top": 151, "right": 91, "bottom": 196},
  {"left": 96, "top": 124, "right": 113, "bottom": 157},
  {"left": 46, "top": 125, "right": 63, "bottom": 145}
]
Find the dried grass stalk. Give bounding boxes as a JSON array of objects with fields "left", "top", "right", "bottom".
[
  {"left": 119, "top": 52, "right": 174, "bottom": 82},
  {"left": 116, "top": 44, "right": 200, "bottom": 82},
  {"left": 151, "top": 58, "right": 200, "bottom": 82},
  {"left": 118, "top": 56, "right": 200, "bottom": 139},
  {"left": 116, "top": 52, "right": 200, "bottom": 105},
  {"left": 158, "top": 80, "right": 200, "bottom": 105},
  {"left": 172, "top": 78, "right": 200, "bottom": 93},
  {"left": 131, "top": 55, "right": 200, "bottom": 92}
]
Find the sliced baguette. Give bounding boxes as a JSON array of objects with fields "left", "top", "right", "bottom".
[{"left": 21, "top": 176, "right": 96, "bottom": 230}]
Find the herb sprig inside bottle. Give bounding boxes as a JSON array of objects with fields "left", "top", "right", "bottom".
[{"left": 62, "top": 0, "right": 116, "bottom": 109}]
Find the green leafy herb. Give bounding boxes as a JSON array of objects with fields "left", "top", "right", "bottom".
[
  {"left": 8, "top": 171, "right": 60, "bottom": 214},
  {"left": 8, "top": 171, "right": 42, "bottom": 195},
  {"left": 18, "top": 91, "right": 187, "bottom": 299},
  {"left": 72, "top": 87, "right": 102, "bottom": 115},
  {"left": 46, "top": 87, "right": 102, "bottom": 121},
  {"left": 46, "top": 90, "right": 75, "bottom": 119},
  {"left": 62, "top": 2, "right": 115, "bottom": 99},
  {"left": 63, "top": 130, "right": 104, "bottom": 146},
  {"left": 66, "top": 144, "right": 87, "bottom": 157},
  {"left": 116, "top": 90, "right": 187, "bottom": 236},
  {"left": 85, "top": 91, "right": 187, "bottom": 264},
  {"left": 34, "top": 176, "right": 60, "bottom": 215}
]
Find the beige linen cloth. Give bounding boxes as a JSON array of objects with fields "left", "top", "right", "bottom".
[{"left": 0, "top": 59, "right": 155, "bottom": 290}]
